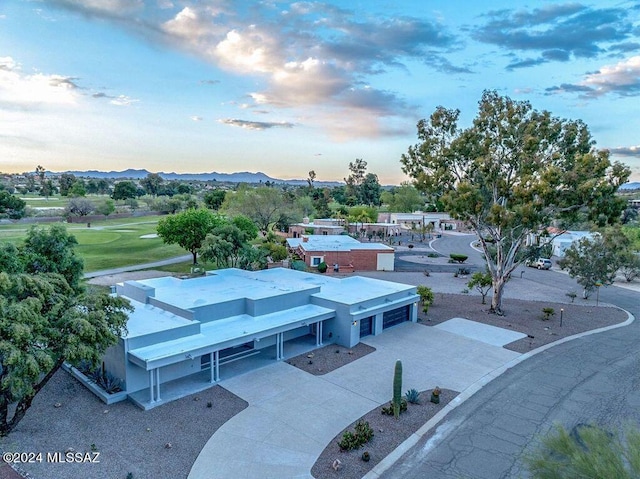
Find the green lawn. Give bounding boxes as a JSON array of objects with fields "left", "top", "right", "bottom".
[{"left": 0, "top": 215, "right": 186, "bottom": 272}]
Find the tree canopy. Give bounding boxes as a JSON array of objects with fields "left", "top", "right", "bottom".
[
  {"left": 401, "top": 90, "right": 630, "bottom": 314},
  {"left": 157, "top": 208, "right": 225, "bottom": 264},
  {"left": 0, "top": 191, "right": 26, "bottom": 219},
  {"left": 222, "top": 186, "right": 301, "bottom": 234},
  {"left": 0, "top": 226, "right": 131, "bottom": 435}
]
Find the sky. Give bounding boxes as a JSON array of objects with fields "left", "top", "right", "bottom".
[{"left": 1, "top": 0, "right": 640, "bottom": 185}]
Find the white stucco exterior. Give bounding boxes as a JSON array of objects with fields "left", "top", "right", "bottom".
[{"left": 82, "top": 268, "right": 418, "bottom": 409}]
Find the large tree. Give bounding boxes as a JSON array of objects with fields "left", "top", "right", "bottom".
[
  {"left": 0, "top": 225, "right": 131, "bottom": 436},
  {"left": 156, "top": 208, "right": 224, "bottom": 264},
  {"left": 0, "top": 191, "right": 26, "bottom": 219},
  {"left": 112, "top": 181, "right": 137, "bottom": 201},
  {"left": 140, "top": 173, "right": 164, "bottom": 197},
  {"left": 401, "top": 90, "right": 629, "bottom": 314},
  {"left": 223, "top": 186, "right": 301, "bottom": 234},
  {"left": 20, "top": 225, "right": 85, "bottom": 291},
  {"left": 559, "top": 228, "right": 630, "bottom": 298}
]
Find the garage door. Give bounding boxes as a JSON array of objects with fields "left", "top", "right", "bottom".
[
  {"left": 382, "top": 305, "right": 409, "bottom": 329},
  {"left": 360, "top": 316, "right": 373, "bottom": 337}
]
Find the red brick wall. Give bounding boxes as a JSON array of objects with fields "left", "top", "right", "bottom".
[{"left": 298, "top": 248, "right": 390, "bottom": 271}]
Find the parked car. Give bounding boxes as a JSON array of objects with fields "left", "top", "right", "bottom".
[{"left": 526, "top": 258, "right": 552, "bottom": 270}]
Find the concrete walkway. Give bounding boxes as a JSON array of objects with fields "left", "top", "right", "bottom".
[{"left": 188, "top": 322, "right": 521, "bottom": 479}]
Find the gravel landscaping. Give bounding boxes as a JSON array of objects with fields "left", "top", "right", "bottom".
[
  {"left": 1, "top": 268, "right": 632, "bottom": 479},
  {"left": 286, "top": 343, "right": 376, "bottom": 375},
  {"left": 421, "top": 294, "right": 629, "bottom": 353},
  {"left": 0, "top": 370, "right": 247, "bottom": 479},
  {"left": 311, "top": 389, "right": 457, "bottom": 479}
]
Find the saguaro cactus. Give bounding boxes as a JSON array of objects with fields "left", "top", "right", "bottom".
[{"left": 393, "top": 359, "right": 403, "bottom": 419}]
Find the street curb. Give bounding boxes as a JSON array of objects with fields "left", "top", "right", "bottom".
[{"left": 362, "top": 307, "right": 635, "bottom": 479}]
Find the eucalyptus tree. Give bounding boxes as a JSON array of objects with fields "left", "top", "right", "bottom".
[{"left": 401, "top": 90, "right": 629, "bottom": 314}]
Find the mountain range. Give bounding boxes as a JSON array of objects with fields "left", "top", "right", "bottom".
[{"left": 57, "top": 169, "right": 343, "bottom": 187}]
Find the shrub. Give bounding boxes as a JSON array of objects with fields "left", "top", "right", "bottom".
[
  {"left": 427, "top": 252, "right": 440, "bottom": 258},
  {"left": 291, "top": 260, "right": 307, "bottom": 271},
  {"left": 381, "top": 399, "right": 407, "bottom": 416},
  {"left": 408, "top": 244, "right": 414, "bottom": 249},
  {"left": 416, "top": 285, "right": 434, "bottom": 313},
  {"left": 524, "top": 424, "right": 640, "bottom": 478},
  {"left": 457, "top": 267, "right": 471, "bottom": 276},
  {"left": 317, "top": 261, "right": 328, "bottom": 273},
  {"left": 337, "top": 420, "right": 374, "bottom": 451},
  {"left": 566, "top": 291, "right": 577, "bottom": 303},
  {"left": 542, "top": 307, "right": 555, "bottom": 320},
  {"left": 450, "top": 253, "right": 468, "bottom": 263},
  {"left": 405, "top": 388, "right": 421, "bottom": 404}
]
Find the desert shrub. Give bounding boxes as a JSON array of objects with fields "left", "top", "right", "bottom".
[
  {"left": 405, "top": 388, "right": 421, "bottom": 404},
  {"left": 542, "top": 307, "right": 555, "bottom": 320},
  {"left": 416, "top": 285, "right": 434, "bottom": 313},
  {"left": 317, "top": 261, "right": 327, "bottom": 273},
  {"left": 291, "top": 260, "right": 307, "bottom": 271},
  {"left": 337, "top": 420, "right": 374, "bottom": 451},
  {"left": 450, "top": 253, "right": 468, "bottom": 263},
  {"left": 381, "top": 398, "right": 407, "bottom": 416}
]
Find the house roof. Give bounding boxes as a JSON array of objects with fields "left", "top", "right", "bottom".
[{"left": 286, "top": 235, "right": 393, "bottom": 252}]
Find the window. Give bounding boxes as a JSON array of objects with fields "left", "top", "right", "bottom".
[{"left": 311, "top": 256, "right": 324, "bottom": 266}]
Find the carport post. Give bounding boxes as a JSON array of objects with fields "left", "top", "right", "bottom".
[
  {"left": 149, "top": 370, "right": 155, "bottom": 403},
  {"left": 155, "top": 368, "right": 161, "bottom": 402},
  {"left": 214, "top": 351, "right": 220, "bottom": 382}
]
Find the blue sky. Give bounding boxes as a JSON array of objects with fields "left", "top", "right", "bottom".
[{"left": 1, "top": 0, "right": 640, "bottom": 184}]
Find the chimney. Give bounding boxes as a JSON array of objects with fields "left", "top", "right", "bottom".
[
  {"left": 302, "top": 217, "right": 310, "bottom": 224},
  {"left": 302, "top": 236, "right": 309, "bottom": 242}
]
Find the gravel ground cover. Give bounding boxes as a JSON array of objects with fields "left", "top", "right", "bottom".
[
  {"left": 421, "top": 294, "right": 628, "bottom": 353},
  {"left": 311, "top": 389, "right": 457, "bottom": 479},
  {"left": 286, "top": 343, "right": 376, "bottom": 375},
  {"left": 0, "top": 370, "right": 247, "bottom": 479}
]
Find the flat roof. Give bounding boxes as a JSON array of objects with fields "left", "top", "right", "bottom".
[
  {"left": 286, "top": 235, "right": 393, "bottom": 252},
  {"left": 135, "top": 270, "right": 320, "bottom": 311},
  {"left": 124, "top": 299, "right": 194, "bottom": 339},
  {"left": 128, "top": 304, "right": 335, "bottom": 368}
]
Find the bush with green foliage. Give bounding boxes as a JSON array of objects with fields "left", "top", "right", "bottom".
[
  {"left": 542, "top": 307, "right": 555, "bottom": 320},
  {"left": 450, "top": 253, "right": 468, "bottom": 263},
  {"left": 381, "top": 398, "right": 407, "bottom": 416},
  {"left": 317, "top": 261, "right": 328, "bottom": 273},
  {"left": 467, "top": 270, "right": 493, "bottom": 304},
  {"left": 525, "top": 423, "right": 640, "bottom": 479},
  {"left": 416, "top": 285, "right": 434, "bottom": 313},
  {"left": 337, "top": 420, "right": 374, "bottom": 451}
]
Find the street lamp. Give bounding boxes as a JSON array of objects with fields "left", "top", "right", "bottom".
[{"left": 560, "top": 308, "right": 564, "bottom": 327}]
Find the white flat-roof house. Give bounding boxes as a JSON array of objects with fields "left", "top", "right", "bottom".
[{"left": 77, "top": 268, "right": 418, "bottom": 410}]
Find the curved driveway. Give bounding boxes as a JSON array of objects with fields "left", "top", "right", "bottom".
[{"left": 374, "top": 236, "right": 640, "bottom": 479}]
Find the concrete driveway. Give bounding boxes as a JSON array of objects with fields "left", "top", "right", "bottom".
[{"left": 187, "top": 321, "right": 521, "bottom": 479}]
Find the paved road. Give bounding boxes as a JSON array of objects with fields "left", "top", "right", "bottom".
[
  {"left": 83, "top": 254, "right": 192, "bottom": 278},
  {"left": 378, "top": 237, "right": 640, "bottom": 479}
]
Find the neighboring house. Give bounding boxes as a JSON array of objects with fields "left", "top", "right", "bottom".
[
  {"left": 377, "top": 212, "right": 461, "bottom": 231},
  {"left": 289, "top": 218, "right": 345, "bottom": 237},
  {"left": 71, "top": 268, "right": 418, "bottom": 410},
  {"left": 550, "top": 230, "right": 595, "bottom": 257},
  {"left": 287, "top": 235, "right": 395, "bottom": 271},
  {"left": 347, "top": 222, "right": 401, "bottom": 238}
]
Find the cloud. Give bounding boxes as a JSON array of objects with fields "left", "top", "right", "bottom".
[
  {"left": 218, "top": 119, "right": 294, "bottom": 130},
  {"left": 45, "top": 0, "right": 460, "bottom": 139},
  {"left": 474, "top": 4, "right": 635, "bottom": 68},
  {"left": 199, "top": 79, "right": 220, "bottom": 85},
  {"left": 0, "top": 56, "right": 81, "bottom": 107},
  {"left": 110, "top": 94, "right": 139, "bottom": 106},
  {"left": 547, "top": 56, "right": 640, "bottom": 97},
  {"left": 190, "top": 115, "right": 203, "bottom": 121},
  {"left": 609, "top": 145, "right": 640, "bottom": 157},
  {"left": 48, "top": 0, "right": 144, "bottom": 16}
]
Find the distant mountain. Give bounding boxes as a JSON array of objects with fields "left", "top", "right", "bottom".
[
  {"left": 620, "top": 182, "right": 640, "bottom": 190},
  {"left": 54, "top": 168, "right": 343, "bottom": 186}
]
